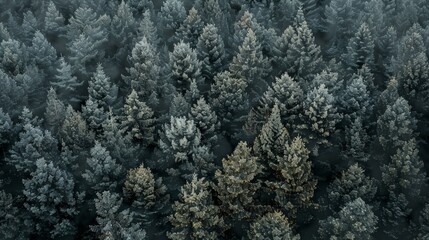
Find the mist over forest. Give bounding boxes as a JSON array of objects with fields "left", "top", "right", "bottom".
[{"left": 1, "top": 0, "right": 429, "bottom": 239}]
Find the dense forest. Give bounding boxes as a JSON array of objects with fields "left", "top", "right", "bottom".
[{"left": 1, "top": 0, "right": 429, "bottom": 239}]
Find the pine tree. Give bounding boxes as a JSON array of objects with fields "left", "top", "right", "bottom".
[
  {"left": 248, "top": 211, "right": 300, "bottom": 240},
  {"left": 0, "top": 39, "right": 28, "bottom": 76},
  {"left": 340, "top": 75, "right": 371, "bottom": 124},
  {"left": 123, "top": 90, "right": 156, "bottom": 145},
  {"left": 195, "top": 0, "right": 228, "bottom": 37},
  {"left": 301, "top": 84, "right": 341, "bottom": 152},
  {"left": 287, "top": 8, "right": 323, "bottom": 84},
  {"left": 45, "top": 87, "right": 66, "bottom": 134},
  {"left": 0, "top": 108, "right": 13, "bottom": 145},
  {"left": 30, "top": 31, "right": 57, "bottom": 74},
  {"left": 123, "top": 164, "right": 169, "bottom": 215},
  {"left": 23, "top": 158, "right": 79, "bottom": 238},
  {"left": 342, "top": 23, "right": 375, "bottom": 72},
  {"left": 110, "top": 1, "right": 136, "bottom": 60},
  {"left": 158, "top": 0, "right": 187, "bottom": 43},
  {"left": 60, "top": 106, "right": 95, "bottom": 155},
  {"left": 344, "top": 117, "right": 370, "bottom": 162},
  {"left": 51, "top": 57, "right": 82, "bottom": 105},
  {"left": 170, "top": 41, "right": 203, "bottom": 95},
  {"left": 82, "top": 96, "right": 108, "bottom": 131},
  {"left": 0, "top": 69, "right": 26, "bottom": 118},
  {"left": 129, "top": 0, "right": 154, "bottom": 17},
  {"left": 210, "top": 71, "right": 249, "bottom": 136},
  {"left": 375, "top": 78, "right": 400, "bottom": 116},
  {"left": 168, "top": 175, "right": 224, "bottom": 240},
  {"left": 83, "top": 142, "right": 123, "bottom": 193},
  {"left": 377, "top": 97, "right": 415, "bottom": 154},
  {"left": 311, "top": 69, "right": 343, "bottom": 99},
  {"left": 327, "top": 164, "right": 377, "bottom": 211},
  {"left": 381, "top": 138, "right": 426, "bottom": 200},
  {"left": 190, "top": 97, "right": 220, "bottom": 148},
  {"left": 318, "top": 198, "right": 378, "bottom": 240},
  {"left": 0, "top": 190, "right": 27, "bottom": 239},
  {"left": 88, "top": 64, "right": 118, "bottom": 109},
  {"left": 229, "top": 28, "right": 271, "bottom": 103},
  {"left": 44, "top": 1, "right": 65, "bottom": 36},
  {"left": 8, "top": 123, "right": 58, "bottom": 174},
  {"left": 169, "top": 93, "right": 191, "bottom": 117},
  {"left": 417, "top": 203, "right": 429, "bottom": 239},
  {"left": 196, "top": 24, "right": 225, "bottom": 82},
  {"left": 137, "top": 10, "right": 160, "bottom": 47},
  {"left": 175, "top": 7, "right": 205, "bottom": 48},
  {"left": 21, "top": 11, "right": 37, "bottom": 44},
  {"left": 270, "top": 136, "right": 317, "bottom": 216},
  {"left": 91, "top": 191, "right": 146, "bottom": 240},
  {"left": 214, "top": 141, "right": 260, "bottom": 220},
  {"left": 123, "top": 37, "right": 159, "bottom": 107},
  {"left": 253, "top": 104, "right": 289, "bottom": 173},
  {"left": 272, "top": 26, "right": 295, "bottom": 74}
]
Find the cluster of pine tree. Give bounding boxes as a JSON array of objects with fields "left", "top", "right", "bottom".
[{"left": 1, "top": 0, "right": 429, "bottom": 239}]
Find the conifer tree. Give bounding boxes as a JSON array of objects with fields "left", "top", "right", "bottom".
[
  {"left": 158, "top": 0, "right": 187, "bottom": 43},
  {"left": 253, "top": 104, "right": 289, "bottom": 173},
  {"left": 88, "top": 64, "right": 118, "bottom": 110},
  {"left": 129, "top": 0, "right": 154, "bottom": 16},
  {"left": 270, "top": 136, "right": 317, "bottom": 216},
  {"left": 318, "top": 198, "right": 378, "bottom": 240},
  {"left": 375, "top": 78, "right": 400, "bottom": 116},
  {"left": 170, "top": 41, "right": 203, "bottom": 95},
  {"left": 195, "top": 0, "right": 228, "bottom": 36},
  {"left": 60, "top": 106, "right": 95, "bottom": 154},
  {"left": 311, "top": 70, "right": 343, "bottom": 99},
  {"left": 175, "top": 7, "right": 205, "bottom": 48},
  {"left": 123, "top": 90, "right": 156, "bottom": 145},
  {"left": 137, "top": 10, "right": 160, "bottom": 47},
  {"left": 91, "top": 191, "right": 146, "bottom": 240},
  {"left": 82, "top": 96, "right": 108, "bottom": 131},
  {"left": 196, "top": 24, "right": 225, "bottom": 82},
  {"left": 21, "top": 11, "right": 37, "bottom": 44},
  {"left": 0, "top": 190, "right": 27, "bottom": 239},
  {"left": 169, "top": 93, "right": 191, "bottom": 118},
  {"left": 110, "top": 1, "right": 135, "bottom": 60},
  {"left": 83, "top": 142, "right": 123, "bottom": 193},
  {"left": 8, "top": 123, "right": 58, "bottom": 174},
  {"left": 301, "top": 84, "right": 341, "bottom": 152},
  {"left": 0, "top": 108, "right": 13, "bottom": 145},
  {"left": 190, "top": 97, "right": 220, "bottom": 148},
  {"left": 44, "top": 1, "right": 65, "bottom": 36},
  {"left": 229, "top": 28, "right": 271, "bottom": 103},
  {"left": 0, "top": 39, "right": 28, "bottom": 76},
  {"left": 210, "top": 71, "right": 249, "bottom": 136},
  {"left": 214, "top": 141, "right": 260, "bottom": 220},
  {"left": 340, "top": 75, "right": 371, "bottom": 124},
  {"left": 272, "top": 26, "right": 295, "bottom": 74},
  {"left": 45, "top": 87, "right": 66, "bottom": 134},
  {"left": 23, "top": 158, "right": 79, "bottom": 238},
  {"left": 344, "top": 117, "right": 370, "bottom": 162},
  {"left": 327, "top": 164, "right": 377, "bottom": 211},
  {"left": 377, "top": 97, "right": 415, "bottom": 154},
  {"left": 51, "top": 57, "right": 82, "bottom": 105},
  {"left": 343, "top": 23, "right": 375, "bottom": 72},
  {"left": 168, "top": 175, "right": 224, "bottom": 240},
  {"left": 123, "top": 37, "right": 159, "bottom": 107},
  {"left": 30, "top": 31, "right": 57, "bottom": 74},
  {"left": 248, "top": 211, "right": 300, "bottom": 240}
]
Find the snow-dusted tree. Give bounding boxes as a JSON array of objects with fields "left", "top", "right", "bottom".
[
  {"left": 137, "top": 10, "right": 160, "bottom": 47},
  {"left": 327, "top": 164, "right": 377, "bottom": 211},
  {"left": 210, "top": 71, "right": 249, "bottom": 136},
  {"left": 344, "top": 117, "right": 370, "bottom": 162},
  {"left": 0, "top": 108, "right": 12, "bottom": 146},
  {"left": 123, "top": 90, "right": 156, "bottom": 145},
  {"left": 91, "top": 191, "right": 146, "bottom": 240},
  {"left": 101, "top": 110, "right": 139, "bottom": 168},
  {"left": 196, "top": 24, "right": 225, "bottom": 82},
  {"left": 21, "top": 11, "right": 37, "bottom": 44},
  {"left": 170, "top": 41, "right": 203, "bottom": 95},
  {"left": 158, "top": 0, "right": 186, "bottom": 43},
  {"left": 340, "top": 75, "right": 371, "bottom": 124},
  {"left": 169, "top": 92, "right": 191, "bottom": 117},
  {"left": 83, "top": 142, "right": 123, "bottom": 193},
  {"left": 253, "top": 104, "right": 289, "bottom": 173},
  {"left": 0, "top": 190, "right": 27, "bottom": 239},
  {"left": 417, "top": 203, "right": 429, "bottom": 239},
  {"left": 123, "top": 37, "right": 159, "bottom": 107},
  {"left": 287, "top": 8, "right": 323, "bottom": 84},
  {"left": 51, "top": 57, "right": 82, "bottom": 105},
  {"left": 110, "top": 1, "right": 136, "bottom": 60},
  {"left": 129, "top": 0, "right": 154, "bottom": 16},
  {"left": 375, "top": 78, "right": 400, "bottom": 116},
  {"left": 123, "top": 164, "right": 169, "bottom": 218},
  {"left": 230, "top": 28, "right": 271, "bottom": 103},
  {"left": 175, "top": 7, "right": 205, "bottom": 48},
  {"left": 8, "top": 123, "right": 58, "bottom": 174},
  {"left": 311, "top": 69, "right": 343, "bottom": 99},
  {"left": 45, "top": 87, "right": 66, "bottom": 134},
  {"left": 82, "top": 96, "right": 108, "bottom": 131},
  {"left": 246, "top": 72, "right": 303, "bottom": 134},
  {"left": 342, "top": 23, "right": 375, "bottom": 72},
  {"left": 248, "top": 211, "right": 300, "bottom": 240},
  {"left": 270, "top": 136, "right": 317, "bottom": 216},
  {"left": 60, "top": 106, "right": 95, "bottom": 154},
  {"left": 23, "top": 158, "right": 80, "bottom": 238},
  {"left": 0, "top": 39, "right": 28, "bottom": 76},
  {"left": 168, "top": 175, "right": 224, "bottom": 240},
  {"left": 272, "top": 26, "right": 294, "bottom": 74},
  {"left": 214, "top": 141, "right": 260, "bottom": 220},
  {"left": 301, "top": 84, "right": 341, "bottom": 152},
  {"left": 88, "top": 64, "right": 118, "bottom": 109},
  {"left": 44, "top": 1, "right": 65, "bottom": 36},
  {"left": 30, "top": 31, "right": 57, "bottom": 74},
  {"left": 318, "top": 198, "right": 378, "bottom": 240},
  {"left": 377, "top": 97, "right": 415, "bottom": 154},
  {"left": 382, "top": 138, "right": 426, "bottom": 200},
  {"left": 0, "top": 70, "right": 25, "bottom": 118},
  {"left": 195, "top": 0, "right": 228, "bottom": 36},
  {"left": 190, "top": 97, "right": 220, "bottom": 148}
]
